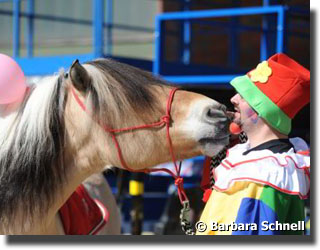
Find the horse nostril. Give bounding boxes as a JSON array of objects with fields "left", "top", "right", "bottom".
[
  {"left": 206, "top": 108, "right": 215, "bottom": 119},
  {"left": 205, "top": 106, "right": 226, "bottom": 120}
]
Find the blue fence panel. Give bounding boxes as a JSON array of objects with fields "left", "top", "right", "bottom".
[{"left": 153, "top": 5, "right": 286, "bottom": 84}]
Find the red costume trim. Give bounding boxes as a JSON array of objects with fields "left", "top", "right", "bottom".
[
  {"left": 202, "top": 189, "right": 212, "bottom": 203},
  {"left": 224, "top": 155, "right": 310, "bottom": 171}
]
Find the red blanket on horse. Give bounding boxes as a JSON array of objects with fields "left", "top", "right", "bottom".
[{"left": 59, "top": 184, "right": 109, "bottom": 235}]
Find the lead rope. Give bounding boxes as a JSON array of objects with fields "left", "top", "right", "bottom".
[
  {"left": 178, "top": 160, "right": 195, "bottom": 235},
  {"left": 71, "top": 87, "right": 194, "bottom": 235}
]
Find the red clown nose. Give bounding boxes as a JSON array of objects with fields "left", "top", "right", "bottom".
[{"left": 229, "top": 122, "right": 242, "bottom": 135}]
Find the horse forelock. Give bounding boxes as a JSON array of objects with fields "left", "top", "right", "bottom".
[
  {"left": 0, "top": 73, "right": 66, "bottom": 231},
  {"left": 84, "top": 59, "right": 169, "bottom": 127}
]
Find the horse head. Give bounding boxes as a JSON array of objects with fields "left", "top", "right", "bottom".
[{"left": 65, "top": 58, "right": 230, "bottom": 172}]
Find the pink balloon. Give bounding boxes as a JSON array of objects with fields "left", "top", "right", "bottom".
[{"left": 0, "top": 53, "right": 27, "bottom": 104}]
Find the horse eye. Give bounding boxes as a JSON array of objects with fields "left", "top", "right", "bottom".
[{"left": 64, "top": 73, "right": 69, "bottom": 78}]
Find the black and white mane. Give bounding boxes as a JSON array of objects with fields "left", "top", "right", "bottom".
[
  {"left": 0, "top": 74, "right": 66, "bottom": 226},
  {"left": 0, "top": 58, "right": 168, "bottom": 228}
]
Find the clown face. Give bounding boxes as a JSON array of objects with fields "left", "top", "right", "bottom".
[{"left": 230, "top": 93, "right": 259, "bottom": 132}]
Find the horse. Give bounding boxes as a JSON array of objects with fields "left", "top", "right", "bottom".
[{"left": 0, "top": 58, "right": 230, "bottom": 234}]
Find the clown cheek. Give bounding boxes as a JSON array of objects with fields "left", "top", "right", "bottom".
[
  {"left": 245, "top": 108, "right": 259, "bottom": 124},
  {"left": 250, "top": 113, "right": 259, "bottom": 124}
]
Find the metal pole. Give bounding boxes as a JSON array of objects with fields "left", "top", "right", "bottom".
[
  {"left": 156, "top": 6, "right": 286, "bottom": 20},
  {"left": 93, "top": 0, "right": 104, "bottom": 57},
  {"left": 129, "top": 172, "right": 144, "bottom": 235},
  {"left": 13, "top": 0, "right": 20, "bottom": 57},
  {"left": 229, "top": 0, "right": 239, "bottom": 67},
  {"left": 182, "top": 0, "right": 191, "bottom": 65},
  {"left": 153, "top": 16, "right": 161, "bottom": 75},
  {"left": 260, "top": 0, "right": 270, "bottom": 61},
  {"left": 276, "top": 7, "right": 285, "bottom": 53},
  {"left": 105, "top": 0, "right": 113, "bottom": 56},
  {"left": 26, "top": 0, "right": 34, "bottom": 57}
]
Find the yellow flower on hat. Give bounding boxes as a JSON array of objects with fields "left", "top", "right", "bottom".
[{"left": 249, "top": 61, "right": 272, "bottom": 83}]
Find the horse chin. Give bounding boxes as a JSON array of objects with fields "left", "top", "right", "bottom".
[{"left": 199, "top": 137, "right": 229, "bottom": 157}]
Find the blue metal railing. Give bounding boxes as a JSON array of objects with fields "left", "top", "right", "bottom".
[
  {"left": 0, "top": 0, "right": 155, "bottom": 75},
  {"left": 12, "top": 0, "right": 20, "bottom": 57},
  {"left": 0, "top": 0, "right": 309, "bottom": 79},
  {"left": 26, "top": 0, "right": 34, "bottom": 58},
  {"left": 153, "top": 5, "right": 287, "bottom": 85},
  {"left": 93, "top": 0, "right": 104, "bottom": 57}
]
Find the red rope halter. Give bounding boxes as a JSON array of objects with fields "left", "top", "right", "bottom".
[{"left": 71, "top": 87, "right": 188, "bottom": 204}]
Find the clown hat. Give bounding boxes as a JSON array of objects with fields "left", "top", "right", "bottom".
[{"left": 230, "top": 53, "right": 310, "bottom": 135}]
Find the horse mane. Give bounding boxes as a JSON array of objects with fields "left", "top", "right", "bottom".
[
  {"left": 0, "top": 74, "right": 67, "bottom": 229},
  {"left": 0, "top": 58, "right": 171, "bottom": 231},
  {"left": 84, "top": 58, "right": 168, "bottom": 128}
]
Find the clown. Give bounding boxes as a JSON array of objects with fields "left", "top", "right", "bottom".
[{"left": 198, "top": 53, "right": 310, "bottom": 235}]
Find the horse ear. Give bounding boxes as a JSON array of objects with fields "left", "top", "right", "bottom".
[{"left": 69, "top": 59, "right": 91, "bottom": 92}]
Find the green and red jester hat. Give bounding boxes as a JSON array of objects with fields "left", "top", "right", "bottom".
[{"left": 230, "top": 53, "right": 310, "bottom": 135}]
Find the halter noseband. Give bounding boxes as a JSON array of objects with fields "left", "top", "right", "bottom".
[{"left": 71, "top": 86, "right": 188, "bottom": 204}]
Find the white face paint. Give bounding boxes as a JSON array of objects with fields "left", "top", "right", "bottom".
[{"left": 177, "top": 98, "right": 230, "bottom": 157}]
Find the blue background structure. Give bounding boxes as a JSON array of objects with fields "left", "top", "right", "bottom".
[
  {"left": 0, "top": 0, "right": 309, "bottom": 82},
  {"left": 0, "top": 0, "right": 310, "bottom": 234}
]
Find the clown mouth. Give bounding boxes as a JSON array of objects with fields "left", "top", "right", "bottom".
[{"left": 229, "top": 108, "right": 241, "bottom": 125}]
